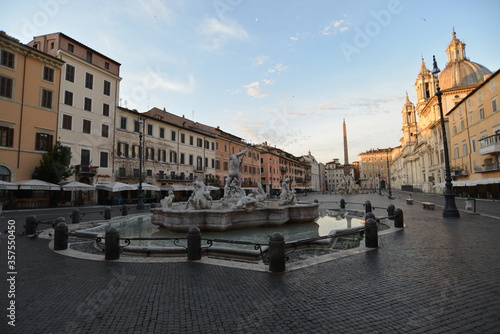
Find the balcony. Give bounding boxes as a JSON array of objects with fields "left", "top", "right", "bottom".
[
  {"left": 474, "top": 162, "right": 500, "bottom": 173},
  {"left": 75, "top": 165, "right": 98, "bottom": 175},
  {"left": 479, "top": 133, "right": 500, "bottom": 155}
]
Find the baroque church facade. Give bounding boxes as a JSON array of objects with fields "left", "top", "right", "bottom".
[{"left": 392, "top": 31, "right": 493, "bottom": 193}]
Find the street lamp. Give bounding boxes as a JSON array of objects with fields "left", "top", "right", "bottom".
[
  {"left": 136, "top": 118, "right": 144, "bottom": 210},
  {"left": 431, "top": 55, "right": 459, "bottom": 218},
  {"left": 386, "top": 148, "right": 393, "bottom": 199}
]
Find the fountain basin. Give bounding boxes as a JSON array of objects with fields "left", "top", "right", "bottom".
[{"left": 151, "top": 201, "right": 319, "bottom": 232}]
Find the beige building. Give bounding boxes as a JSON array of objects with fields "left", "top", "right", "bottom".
[
  {"left": 358, "top": 149, "right": 392, "bottom": 191},
  {"left": 392, "top": 31, "right": 492, "bottom": 193},
  {"left": 445, "top": 69, "right": 500, "bottom": 198},
  {"left": 0, "top": 31, "right": 64, "bottom": 184},
  {"left": 28, "top": 33, "right": 122, "bottom": 188}
]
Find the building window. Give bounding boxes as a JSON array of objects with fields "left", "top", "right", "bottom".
[
  {"left": 146, "top": 169, "right": 153, "bottom": 177},
  {"left": 133, "top": 168, "right": 140, "bottom": 177},
  {"left": 180, "top": 153, "right": 185, "bottom": 164},
  {"left": 171, "top": 131, "right": 176, "bottom": 141},
  {"left": 189, "top": 136, "right": 194, "bottom": 145},
  {"left": 35, "top": 133, "right": 53, "bottom": 151},
  {"left": 462, "top": 143, "right": 468, "bottom": 156},
  {"left": 0, "top": 126, "right": 14, "bottom": 147},
  {"left": 120, "top": 117, "right": 127, "bottom": 130},
  {"left": 0, "top": 76, "right": 13, "bottom": 98},
  {"left": 189, "top": 154, "right": 194, "bottom": 165},
  {"left": 158, "top": 170, "right": 165, "bottom": 179},
  {"left": 103, "top": 103, "right": 109, "bottom": 116},
  {"left": 170, "top": 151, "right": 178, "bottom": 163},
  {"left": 62, "top": 114, "right": 72, "bottom": 130},
  {"left": 490, "top": 80, "right": 496, "bottom": 93},
  {"left": 181, "top": 133, "right": 185, "bottom": 144},
  {"left": 85, "top": 72, "right": 93, "bottom": 89},
  {"left": 478, "top": 108, "right": 485, "bottom": 120},
  {"left": 117, "top": 142, "right": 129, "bottom": 158},
  {"left": 158, "top": 149, "right": 166, "bottom": 162},
  {"left": 492, "top": 98, "right": 498, "bottom": 113},
  {"left": 43, "top": 66, "right": 54, "bottom": 82},
  {"left": 82, "top": 120, "right": 91, "bottom": 134},
  {"left": 64, "top": 90, "right": 73, "bottom": 106},
  {"left": 86, "top": 51, "right": 92, "bottom": 63},
  {"left": 100, "top": 151, "right": 109, "bottom": 168},
  {"left": 118, "top": 167, "right": 126, "bottom": 177},
  {"left": 159, "top": 127, "right": 165, "bottom": 139},
  {"left": 104, "top": 62, "right": 110, "bottom": 70},
  {"left": 132, "top": 145, "right": 140, "bottom": 159},
  {"left": 134, "top": 120, "right": 141, "bottom": 133},
  {"left": 454, "top": 147, "right": 459, "bottom": 158},
  {"left": 67, "top": 43, "right": 74, "bottom": 53},
  {"left": 147, "top": 124, "right": 153, "bottom": 136},
  {"left": 478, "top": 90, "right": 482, "bottom": 102},
  {"left": 460, "top": 120, "right": 465, "bottom": 131},
  {"left": 103, "top": 80, "right": 111, "bottom": 96},
  {"left": 84, "top": 97, "right": 92, "bottom": 111},
  {"left": 204, "top": 140, "right": 210, "bottom": 149},
  {"left": 41, "top": 89, "right": 53, "bottom": 109},
  {"left": 471, "top": 136, "right": 476, "bottom": 152},
  {"left": 80, "top": 149, "right": 90, "bottom": 166},
  {"left": 65, "top": 64, "right": 75, "bottom": 82},
  {"left": 102, "top": 124, "right": 109, "bottom": 138},
  {"left": 1, "top": 50, "right": 14, "bottom": 69},
  {"left": 197, "top": 138, "right": 202, "bottom": 147},
  {"left": 146, "top": 147, "right": 155, "bottom": 160},
  {"left": 452, "top": 126, "right": 457, "bottom": 135}
]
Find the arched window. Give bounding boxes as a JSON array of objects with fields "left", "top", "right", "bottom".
[{"left": 0, "top": 165, "right": 11, "bottom": 182}]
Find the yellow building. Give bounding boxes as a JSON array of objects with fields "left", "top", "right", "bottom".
[
  {"left": 445, "top": 69, "right": 500, "bottom": 198},
  {"left": 0, "top": 31, "right": 64, "bottom": 183},
  {"left": 358, "top": 148, "right": 392, "bottom": 191}
]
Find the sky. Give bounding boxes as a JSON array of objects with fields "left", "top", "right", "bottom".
[{"left": 2, "top": 0, "right": 500, "bottom": 164}]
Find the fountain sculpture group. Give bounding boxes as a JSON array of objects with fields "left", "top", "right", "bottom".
[{"left": 151, "top": 149, "right": 318, "bottom": 231}]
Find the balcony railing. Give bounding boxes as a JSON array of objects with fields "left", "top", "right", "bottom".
[
  {"left": 479, "top": 133, "right": 500, "bottom": 155},
  {"left": 474, "top": 162, "right": 500, "bottom": 173},
  {"left": 75, "top": 165, "right": 98, "bottom": 175}
]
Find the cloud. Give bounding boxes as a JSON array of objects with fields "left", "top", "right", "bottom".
[
  {"left": 268, "top": 63, "right": 288, "bottom": 73},
  {"left": 244, "top": 81, "right": 268, "bottom": 99},
  {"left": 262, "top": 79, "right": 274, "bottom": 85},
  {"left": 253, "top": 55, "right": 270, "bottom": 66},
  {"left": 322, "top": 19, "right": 350, "bottom": 36},
  {"left": 199, "top": 17, "right": 250, "bottom": 50}
]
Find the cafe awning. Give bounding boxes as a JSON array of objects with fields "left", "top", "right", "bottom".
[
  {"left": 15, "top": 179, "right": 61, "bottom": 191},
  {"left": 0, "top": 180, "right": 18, "bottom": 190},
  {"left": 96, "top": 182, "right": 137, "bottom": 192},
  {"left": 59, "top": 181, "right": 96, "bottom": 191}
]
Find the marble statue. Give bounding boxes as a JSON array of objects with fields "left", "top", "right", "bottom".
[
  {"left": 278, "top": 178, "right": 297, "bottom": 206},
  {"left": 185, "top": 179, "right": 212, "bottom": 210},
  {"left": 160, "top": 190, "right": 175, "bottom": 209},
  {"left": 223, "top": 148, "right": 248, "bottom": 202}
]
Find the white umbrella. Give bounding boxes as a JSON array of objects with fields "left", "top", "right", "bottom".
[
  {"left": 59, "top": 181, "right": 96, "bottom": 191},
  {"left": 0, "top": 180, "right": 18, "bottom": 190},
  {"left": 96, "top": 182, "right": 137, "bottom": 192},
  {"left": 131, "top": 183, "right": 161, "bottom": 191},
  {"left": 15, "top": 179, "right": 61, "bottom": 191}
]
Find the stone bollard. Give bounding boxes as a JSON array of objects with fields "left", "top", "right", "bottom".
[
  {"left": 387, "top": 204, "right": 395, "bottom": 220},
  {"left": 340, "top": 198, "right": 346, "bottom": 209},
  {"left": 269, "top": 232, "right": 286, "bottom": 273},
  {"left": 187, "top": 227, "right": 202, "bottom": 261},
  {"left": 364, "top": 218, "right": 378, "bottom": 248},
  {"left": 121, "top": 204, "right": 128, "bottom": 216},
  {"left": 105, "top": 227, "right": 120, "bottom": 260},
  {"left": 104, "top": 206, "right": 112, "bottom": 220},
  {"left": 364, "top": 200, "right": 372, "bottom": 213},
  {"left": 394, "top": 208, "right": 404, "bottom": 228},
  {"left": 54, "top": 218, "right": 68, "bottom": 250},
  {"left": 70, "top": 209, "right": 81, "bottom": 224},
  {"left": 25, "top": 215, "right": 38, "bottom": 235},
  {"left": 365, "top": 212, "right": 376, "bottom": 221}
]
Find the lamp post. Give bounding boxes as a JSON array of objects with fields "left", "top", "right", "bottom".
[
  {"left": 431, "top": 55, "right": 459, "bottom": 218},
  {"left": 386, "top": 148, "right": 393, "bottom": 199},
  {"left": 136, "top": 118, "right": 144, "bottom": 210}
]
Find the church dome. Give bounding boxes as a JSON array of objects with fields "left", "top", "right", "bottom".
[{"left": 438, "top": 31, "right": 492, "bottom": 90}]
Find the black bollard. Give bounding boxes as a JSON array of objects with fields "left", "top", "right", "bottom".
[
  {"left": 340, "top": 198, "right": 346, "bottom": 209},
  {"left": 105, "top": 227, "right": 120, "bottom": 260},
  {"left": 365, "top": 212, "right": 376, "bottom": 221},
  {"left": 364, "top": 200, "right": 372, "bottom": 213},
  {"left": 54, "top": 219, "right": 68, "bottom": 250},
  {"left": 104, "top": 206, "right": 112, "bottom": 220},
  {"left": 70, "top": 209, "right": 81, "bottom": 224},
  {"left": 387, "top": 204, "right": 395, "bottom": 220},
  {"left": 365, "top": 218, "right": 378, "bottom": 248},
  {"left": 25, "top": 215, "right": 38, "bottom": 235},
  {"left": 394, "top": 208, "right": 404, "bottom": 228},
  {"left": 187, "top": 227, "right": 202, "bottom": 261},
  {"left": 121, "top": 204, "right": 128, "bottom": 216},
  {"left": 269, "top": 232, "right": 286, "bottom": 273}
]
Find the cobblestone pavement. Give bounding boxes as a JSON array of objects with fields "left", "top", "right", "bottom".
[{"left": 1, "top": 193, "right": 499, "bottom": 333}]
